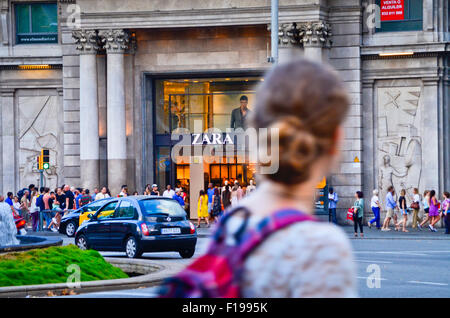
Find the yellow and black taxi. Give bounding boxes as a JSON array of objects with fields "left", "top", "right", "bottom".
[
  {"left": 59, "top": 198, "right": 112, "bottom": 237},
  {"left": 74, "top": 196, "right": 197, "bottom": 258}
]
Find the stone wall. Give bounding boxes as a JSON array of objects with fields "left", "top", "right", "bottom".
[
  {"left": 0, "top": 69, "right": 63, "bottom": 194},
  {"left": 59, "top": 1, "right": 80, "bottom": 188},
  {"left": 362, "top": 54, "right": 446, "bottom": 226},
  {"left": 327, "top": 0, "right": 363, "bottom": 223}
]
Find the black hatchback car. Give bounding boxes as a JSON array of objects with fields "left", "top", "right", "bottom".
[{"left": 74, "top": 196, "right": 197, "bottom": 258}]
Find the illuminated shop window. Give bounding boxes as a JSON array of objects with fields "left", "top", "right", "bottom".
[{"left": 155, "top": 77, "right": 260, "bottom": 134}]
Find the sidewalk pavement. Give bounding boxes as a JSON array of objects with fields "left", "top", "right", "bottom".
[
  {"left": 25, "top": 224, "right": 450, "bottom": 240},
  {"left": 342, "top": 225, "right": 450, "bottom": 240},
  {"left": 195, "top": 224, "right": 450, "bottom": 240}
]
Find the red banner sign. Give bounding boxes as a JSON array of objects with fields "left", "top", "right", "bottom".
[{"left": 380, "top": 0, "right": 404, "bottom": 21}]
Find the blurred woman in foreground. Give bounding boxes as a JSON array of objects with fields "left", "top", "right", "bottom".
[{"left": 221, "top": 59, "right": 357, "bottom": 297}]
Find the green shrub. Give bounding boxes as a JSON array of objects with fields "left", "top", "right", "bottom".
[{"left": 0, "top": 245, "right": 129, "bottom": 287}]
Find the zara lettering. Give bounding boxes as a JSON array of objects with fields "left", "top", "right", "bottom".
[{"left": 192, "top": 133, "right": 234, "bottom": 145}]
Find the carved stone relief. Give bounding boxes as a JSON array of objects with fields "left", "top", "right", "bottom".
[
  {"left": 98, "top": 29, "right": 130, "bottom": 53},
  {"left": 377, "top": 86, "right": 422, "bottom": 202},
  {"left": 267, "top": 21, "right": 332, "bottom": 48},
  {"left": 18, "top": 94, "right": 62, "bottom": 190},
  {"left": 72, "top": 29, "right": 100, "bottom": 53}
]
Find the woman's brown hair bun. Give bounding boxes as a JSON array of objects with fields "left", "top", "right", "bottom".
[{"left": 249, "top": 59, "right": 350, "bottom": 185}]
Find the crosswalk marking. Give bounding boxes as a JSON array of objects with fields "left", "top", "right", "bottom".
[{"left": 407, "top": 281, "right": 448, "bottom": 286}]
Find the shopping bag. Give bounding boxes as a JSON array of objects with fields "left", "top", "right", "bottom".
[{"left": 347, "top": 208, "right": 354, "bottom": 221}]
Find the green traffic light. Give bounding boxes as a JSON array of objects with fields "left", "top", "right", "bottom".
[{"left": 43, "top": 163, "right": 50, "bottom": 170}]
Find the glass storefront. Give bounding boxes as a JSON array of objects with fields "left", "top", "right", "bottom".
[
  {"left": 148, "top": 74, "right": 329, "bottom": 217},
  {"left": 153, "top": 75, "right": 262, "bottom": 208}
]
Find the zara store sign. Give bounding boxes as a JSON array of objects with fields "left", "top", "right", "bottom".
[{"left": 191, "top": 133, "right": 234, "bottom": 145}]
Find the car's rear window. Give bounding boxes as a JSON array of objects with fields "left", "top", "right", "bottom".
[{"left": 139, "top": 199, "right": 186, "bottom": 217}]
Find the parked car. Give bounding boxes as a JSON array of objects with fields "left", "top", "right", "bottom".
[
  {"left": 59, "top": 198, "right": 112, "bottom": 237},
  {"left": 74, "top": 196, "right": 197, "bottom": 258}
]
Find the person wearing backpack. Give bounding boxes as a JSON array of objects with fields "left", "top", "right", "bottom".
[{"left": 157, "top": 59, "right": 356, "bottom": 298}]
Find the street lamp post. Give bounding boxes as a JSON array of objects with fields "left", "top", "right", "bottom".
[{"left": 270, "top": 0, "right": 278, "bottom": 64}]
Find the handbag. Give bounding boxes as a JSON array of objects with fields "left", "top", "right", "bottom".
[
  {"left": 410, "top": 202, "right": 419, "bottom": 210},
  {"left": 346, "top": 208, "right": 354, "bottom": 221}
]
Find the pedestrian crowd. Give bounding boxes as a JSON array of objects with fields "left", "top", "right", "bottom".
[
  {"left": 142, "top": 179, "right": 256, "bottom": 228},
  {"left": 1, "top": 183, "right": 120, "bottom": 233},
  {"left": 1, "top": 179, "right": 256, "bottom": 234},
  {"left": 339, "top": 185, "right": 450, "bottom": 237}
]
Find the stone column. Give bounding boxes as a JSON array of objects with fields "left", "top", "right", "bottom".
[
  {"left": 362, "top": 79, "right": 375, "bottom": 219},
  {"left": 189, "top": 159, "right": 204, "bottom": 220},
  {"left": 298, "top": 21, "right": 332, "bottom": 63},
  {"left": 73, "top": 30, "right": 100, "bottom": 190},
  {"left": 277, "top": 23, "right": 303, "bottom": 64},
  {"left": 97, "top": 54, "right": 108, "bottom": 188},
  {"left": 422, "top": 77, "right": 441, "bottom": 193},
  {"left": 1, "top": 89, "right": 16, "bottom": 193},
  {"left": 99, "top": 29, "right": 130, "bottom": 195}
]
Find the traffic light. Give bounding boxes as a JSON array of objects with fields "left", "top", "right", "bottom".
[
  {"left": 42, "top": 149, "right": 50, "bottom": 170},
  {"left": 38, "top": 149, "right": 50, "bottom": 170},
  {"left": 37, "top": 156, "right": 42, "bottom": 170}
]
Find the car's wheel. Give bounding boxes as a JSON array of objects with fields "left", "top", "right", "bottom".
[
  {"left": 179, "top": 248, "right": 195, "bottom": 259},
  {"left": 76, "top": 235, "right": 89, "bottom": 250},
  {"left": 65, "top": 221, "right": 77, "bottom": 237},
  {"left": 125, "top": 236, "right": 142, "bottom": 258}
]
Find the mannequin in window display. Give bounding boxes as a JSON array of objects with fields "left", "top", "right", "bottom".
[
  {"left": 230, "top": 95, "right": 252, "bottom": 129},
  {"left": 171, "top": 100, "right": 186, "bottom": 130}
]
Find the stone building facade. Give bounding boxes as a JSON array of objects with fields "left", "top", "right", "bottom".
[{"left": 0, "top": 0, "right": 448, "bottom": 222}]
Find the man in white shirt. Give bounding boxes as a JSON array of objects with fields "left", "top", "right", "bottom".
[
  {"left": 328, "top": 187, "right": 339, "bottom": 224},
  {"left": 163, "top": 185, "right": 175, "bottom": 198},
  {"left": 368, "top": 189, "right": 382, "bottom": 229}
]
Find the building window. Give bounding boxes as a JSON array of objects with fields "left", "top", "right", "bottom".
[
  {"left": 15, "top": 2, "right": 58, "bottom": 44},
  {"left": 375, "top": 0, "right": 423, "bottom": 32}
]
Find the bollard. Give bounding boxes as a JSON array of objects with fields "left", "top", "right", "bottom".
[{"left": 39, "top": 210, "right": 43, "bottom": 231}]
